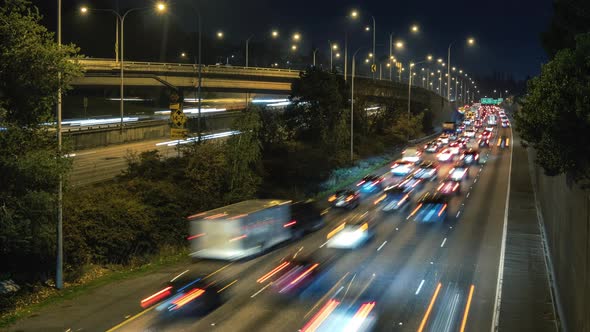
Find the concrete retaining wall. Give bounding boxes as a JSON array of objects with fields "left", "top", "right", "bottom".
[
  {"left": 66, "top": 121, "right": 170, "bottom": 150},
  {"left": 528, "top": 148, "right": 590, "bottom": 332}
]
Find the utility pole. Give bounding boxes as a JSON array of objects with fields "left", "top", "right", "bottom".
[{"left": 56, "top": 0, "right": 63, "bottom": 290}]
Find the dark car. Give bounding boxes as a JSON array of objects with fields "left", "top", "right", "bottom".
[
  {"left": 261, "top": 253, "right": 336, "bottom": 295},
  {"left": 461, "top": 149, "right": 480, "bottom": 165},
  {"left": 141, "top": 271, "right": 227, "bottom": 316},
  {"left": 357, "top": 174, "right": 384, "bottom": 193},
  {"left": 288, "top": 200, "right": 326, "bottom": 238},
  {"left": 498, "top": 135, "right": 510, "bottom": 149},
  {"left": 407, "top": 192, "right": 449, "bottom": 223},
  {"left": 437, "top": 179, "right": 462, "bottom": 196},
  {"left": 376, "top": 186, "right": 412, "bottom": 212},
  {"left": 328, "top": 190, "right": 360, "bottom": 209}
]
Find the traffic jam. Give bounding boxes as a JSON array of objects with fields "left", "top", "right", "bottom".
[{"left": 130, "top": 104, "right": 510, "bottom": 332}]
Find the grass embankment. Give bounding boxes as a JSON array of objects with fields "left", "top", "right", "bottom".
[{"left": 0, "top": 248, "right": 188, "bottom": 328}]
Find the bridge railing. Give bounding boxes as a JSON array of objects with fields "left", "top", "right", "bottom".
[{"left": 78, "top": 58, "right": 301, "bottom": 78}]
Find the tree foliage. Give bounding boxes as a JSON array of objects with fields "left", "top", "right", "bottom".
[
  {"left": 515, "top": 33, "right": 590, "bottom": 184},
  {"left": 0, "top": 0, "right": 82, "bottom": 280},
  {"left": 541, "top": 0, "right": 590, "bottom": 59}
]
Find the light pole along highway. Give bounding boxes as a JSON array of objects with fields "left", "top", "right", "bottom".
[
  {"left": 80, "top": 3, "right": 167, "bottom": 129},
  {"left": 447, "top": 37, "right": 475, "bottom": 101},
  {"left": 350, "top": 46, "right": 369, "bottom": 162}
]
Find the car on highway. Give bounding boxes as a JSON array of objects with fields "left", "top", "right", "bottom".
[
  {"left": 326, "top": 211, "right": 376, "bottom": 249},
  {"left": 437, "top": 148, "right": 455, "bottom": 162},
  {"left": 301, "top": 298, "right": 377, "bottom": 332},
  {"left": 141, "top": 271, "right": 226, "bottom": 316},
  {"left": 424, "top": 142, "right": 440, "bottom": 153},
  {"left": 449, "top": 162, "right": 469, "bottom": 181},
  {"left": 449, "top": 133, "right": 458, "bottom": 141},
  {"left": 413, "top": 161, "right": 439, "bottom": 180},
  {"left": 357, "top": 174, "right": 384, "bottom": 193},
  {"left": 260, "top": 253, "right": 335, "bottom": 295},
  {"left": 478, "top": 137, "right": 491, "bottom": 148},
  {"left": 448, "top": 142, "right": 462, "bottom": 155},
  {"left": 328, "top": 190, "right": 360, "bottom": 209},
  {"left": 407, "top": 192, "right": 449, "bottom": 223},
  {"left": 288, "top": 200, "right": 326, "bottom": 238},
  {"left": 438, "top": 134, "right": 450, "bottom": 145},
  {"left": 374, "top": 186, "right": 412, "bottom": 212},
  {"left": 501, "top": 120, "right": 510, "bottom": 128},
  {"left": 437, "top": 178, "right": 462, "bottom": 196},
  {"left": 401, "top": 147, "right": 422, "bottom": 164},
  {"left": 390, "top": 160, "right": 416, "bottom": 176},
  {"left": 396, "top": 175, "right": 424, "bottom": 192},
  {"left": 497, "top": 135, "right": 510, "bottom": 149},
  {"left": 464, "top": 129, "right": 476, "bottom": 138},
  {"left": 460, "top": 149, "right": 480, "bottom": 165}
]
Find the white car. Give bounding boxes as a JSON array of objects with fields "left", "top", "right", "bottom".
[
  {"left": 391, "top": 160, "right": 415, "bottom": 176},
  {"left": 401, "top": 148, "right": 422, "bottom": 163},
  {"left": 438, "top": 135, "right": 449, "bottom": 145},
  {"left": 437, "top": 149, "right": 454, "bottom": 162},
  {"left": 464, "top": 129, "right": 476, "bottom": 138}
]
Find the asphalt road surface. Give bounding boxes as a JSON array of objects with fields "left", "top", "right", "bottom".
[{"left": 11, "top": 126, "right": 513, "bottom": 332}]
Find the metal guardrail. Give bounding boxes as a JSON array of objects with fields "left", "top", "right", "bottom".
[{"left": 78, "top": 58, "right": 301, "bottom": 78}]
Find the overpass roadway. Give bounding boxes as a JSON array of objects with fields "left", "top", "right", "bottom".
[{"left": 73, "top": 59, "right": 300, "bottom": 94}]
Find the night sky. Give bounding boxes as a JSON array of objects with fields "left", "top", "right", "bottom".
[{"left": 34, "top": 0, "right": 553, "bottom": 80}]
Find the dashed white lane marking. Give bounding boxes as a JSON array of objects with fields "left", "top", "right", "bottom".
[
  {"left": 415, "top": 279, "right": 426, "bottom": 295},
  {"left": 456, "top": 211, "right": 461, "bottom": 218},
  {"left": 440, "top": 238, "right": 447, "bottom": 247},
  {"left": 466, "top": 192, "right": 470, "bottom": 198},
  {"left": 251, "top": 283, "right": 272, "bottom": 298},
  {"left": 377, "top": 241, "right": 388, "bottom": 251},
  {"left": 319, "top": 240, "right": 329, "bottom": 248}
]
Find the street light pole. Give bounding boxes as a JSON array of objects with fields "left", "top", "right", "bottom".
[
  {"left": 56, "top": 0, "right": 63, "bottom": 291},
  {"left": 313, "top": 48, "right": 319, "bottom": 66},
  {"left": 245, "top": 34, "right": 254, "bottom": 67},
  {"left": 351, "top": 47, "right": 366, "bottom": 162},
  {"left": 371, "top": 16, "right": 376, "bottom": 79},
  {"left": 344, "top": 32, "right": 348, "bottom": 80},
  {"left": 447, "top": 42, "right": 452, "bottom": 101}
]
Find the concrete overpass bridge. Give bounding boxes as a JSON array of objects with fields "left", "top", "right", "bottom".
[{"left": 73, "top": 59, "right": 299, "bottom": 94}]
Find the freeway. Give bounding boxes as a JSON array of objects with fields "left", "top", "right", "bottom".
[
  {"left": 11, "top": 124, "right": 513, "bottom": 332},
  {"left": 69, "top": 131, "right": 237, "bottom": 187}
]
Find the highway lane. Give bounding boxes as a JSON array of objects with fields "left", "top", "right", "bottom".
[{"left": 108, "top": 127, "right": 512, "bottom": 331}]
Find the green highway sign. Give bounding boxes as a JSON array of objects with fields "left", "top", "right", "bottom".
[{"left": 480, "top": 98, "right": 503, "bottom": 105}]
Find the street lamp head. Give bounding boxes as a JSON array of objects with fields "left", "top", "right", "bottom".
[
  {"left": 467, "top": 37, "right": 475, "bottom": 45},
  {"left": 365, "top": 59, "right": 370, "bottom": 63},
  {"left": 291, "top": 45, "right": 297, "bottom": 51},
  {"left": 332, "top": 44, "right": 339, "bottom": 50},
  {"left": 365, "top": 26, "right": 371, "bottom": 32},
  {"left": 180, "top": 52, "right": 186, "bottom": 57},
  {"left": 368, "top": 53, "right": 373, "bottom": 58},
  {"left": 350, "top": 10, "right": 359, "bottom": 19},
  {"left": 216, "top": 31, "right": 224, "bottom": 39},
  {"left": 437, "top": 58, "right": 443, "bottom": 63},
  {"left": 386, "top": 63, "right": 391, "bottom": 67},
  {"left": 459, "top": 70, "right": 463, "bottom": 74},
  {"left": 427, "top": 55, "right": 433, "bottom": 61},
  {"left": 395, "top": 41, "right": 404, "bottom": 49},
  {"left": 410, "top": 62, "right": 415, "bottom": 68},
  {"left": 452, "top": 67, "right": 456, "bottom": 71},
  {"left": 411, "top": 24, "right": 419, "bottom": 33},
  {"left": 335, "top": 53, "right": 341, "bottom": 58},
  {"left": 437, "top": 70, "right": 441, "bottom": 73},
  {"left": 271, "top": 30, "right": 279, "bottom": 38},
  {"left": 80, "top": 6, "right": 88, "bottom": 14},
  {"left": 293, "top": 33, "right": 301, "bottom": 41},
  {"left": 156, "top": 2, "right": 166, "bottom": 12}
]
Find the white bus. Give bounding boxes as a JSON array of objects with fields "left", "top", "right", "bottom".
[
  {"left": 187, "top": 200, "right": 292, "bottom": 261},
  {"left": 487, "top": 115, "right": 497, "bottom": 126}
]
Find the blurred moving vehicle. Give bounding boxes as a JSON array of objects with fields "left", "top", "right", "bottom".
[
  {"left": 497, "top": 135, "right": 510, "bottom": 149},
  {"left": 258, "top": 252, "right": 335, "bottom": 295},
  {"left": 357, "top": 174, "right": 384, "bottom": 193},
  {"left": 438, "top": 134, "right": 450, "bottom": 145},
  {"left": 464, "top": 129, "right": 476, "bottom": 138},
  {"left": 437, "top": 179, "right": 461, "bottom": 196},
  {"left": 140, "top": 271, "right": 227, "bottom": 316},
  {"left": 326, "top": 211, "right": 375, "bottom": 249},
  {"left": 391, "top": 160, "right": 416, "bottom": 176},
  {"left": 328, "top": 190, "right": 360, "bottom": 209},
  {"left": 375, "top": 186, "right": 412, "bottom": 212},
  {"left": 449, "top": 162, "right": 469, "bottom": 181},
  {"left": 413, "top": 161, "right": 439, "bottom": 180},
  {"left": 397, "top": 175, "right": 424, "bottom": 192},
  {"left": 301, "top": 299, "right": 377, "bottom": 332},
  {"left": 460, "top": 149, "right": 480, "bottom": 165},
  {"left": 424, "top": 141, "right": 440, "bottom": 153},
  {"left": 448, "top": 142, "right": 462, "bottom": 155},
  {"left": 289, "top": 200, "right": 326, "bottom": 238},
  {"left": 401, "top": 147, "right": 422, "bottom": 164},
  {"left": 187, "top": 200, "right": 292, "bottom": 260},
  {"left": 408, "top": 192, "right": 449, "bottom": 223},
  {"left": 437, "top": 148, "right": 454, "bottom": 162}
]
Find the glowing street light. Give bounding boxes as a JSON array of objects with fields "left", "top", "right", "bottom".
[
  {"left": 156, "top": 2, "right": 166, "bottom": 11},
  {"left": 291, "top": 44, "right": 297, "bottom": 51},
  {"left": 411, "top": 24, "right": 419, "bottom": 33},
  {"left": 271, "top": 30, "right": 279, "bottom": 38},
  {"left": 468, "top": 37, "right": 475, "bottom": 45},
  {"left": 80, "top": 6, "right": 88, "bottom": 13},
  {"left": 217, "top": 31, "right": 224, "bottom": 39},
  {"left": 427, "top": 55, "right": 433, "bottom": 61},
  {"left": 293, "top": 33, "right": 301, "bottom": 41},
  {"left": 351, "top": 10, "right": 359, "bottom": 18},
  {"left": 395, "top": 41, "right": 404, "bottom": 49}
]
